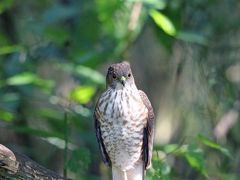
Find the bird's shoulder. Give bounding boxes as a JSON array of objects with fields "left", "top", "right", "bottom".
[{"left": 138, "top": 90, "right": 154, "bottom": 115}]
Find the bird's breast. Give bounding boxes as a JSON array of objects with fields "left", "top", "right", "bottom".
[
  {"left": 98, "top": 88, "right": 147, "bottom": 126},
  {"left": 97, "top": 88, "right": 148, "bottom": 170}
]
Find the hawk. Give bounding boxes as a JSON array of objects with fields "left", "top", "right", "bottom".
[{"left": 94, "top": 61, "right": 154, "bottom": 180}]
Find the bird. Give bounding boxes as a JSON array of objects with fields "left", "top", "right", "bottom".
[{"left": 94, "top": 61, "right": 154, "bottom": 180}]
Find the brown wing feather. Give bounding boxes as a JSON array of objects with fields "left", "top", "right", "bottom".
[
  {"left": 94, "top": 111, "right": 111, "bottom": 167},
  {"left": 139, "top": 90, "right": 155, "bottom": 169}
]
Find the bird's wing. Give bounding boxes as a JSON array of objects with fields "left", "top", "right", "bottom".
[
  {"left": 139, "top": 90, "right": 155, "bottom": 169},
  {"left": 94, "top": 109, "right": 111, "bottom": 167}
]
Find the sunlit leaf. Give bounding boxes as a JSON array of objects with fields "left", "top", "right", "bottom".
[
  {"left": 6, "top": 72, "right": 55, "bottom": 92},
  {"left": 58, "top": 64, "right": 105, "bottom": 85},
  {"left": 181, "top": 145, "right": 208, "bottom": 177},
  {"left": 6, "top": 72, "right": 37, "bottom": 85},
  {"left": 149, "top": 9, "right": 176, "bottom": 36},
  {"left": 163, "top": 144, "right": 179, "bottom": 154},
  {"left": 34, "top": 78, "right": 55, "bottom": 92},
  {"left": 0, "top": 109, "right": 14, "bottom": 122},
  {"left": 75, "top": 65, "right": 105, "bottom": 85},
  {"left": 198, "top": 134, "right": 220, "bottom": 149},
  {"left": 0, "top": 45, "right": 23, "bottom": 55},
  {"left": 70, "top": 85, "right": 96, "bottom": 104},
  {"left": 185, "top": 153, "right": 204, "bottom": 171}
]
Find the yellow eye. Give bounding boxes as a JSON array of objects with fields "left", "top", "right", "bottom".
[{"left": 112, "top": 74, "right": 117, "bottom": 79}]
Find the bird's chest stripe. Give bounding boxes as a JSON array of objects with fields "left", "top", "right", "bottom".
[
  {"left": 108, "top": 92, "right": 141, "bottom": 119},
  {"left": 98, "top": 91, "right": 147, "bottom": 131}
]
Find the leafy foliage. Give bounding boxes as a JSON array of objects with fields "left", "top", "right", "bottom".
[
  {"left": 66, "top": 148, "right": 91, "bottom": 175},
  {"left": 148, "top": 135, "right": 232, "bottom": 179}
]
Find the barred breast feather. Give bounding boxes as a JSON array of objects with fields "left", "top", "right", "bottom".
[{"left": 95, "top": 85, "right": 148, "bottom": 171}]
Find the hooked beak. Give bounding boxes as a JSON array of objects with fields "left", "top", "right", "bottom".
[{"left": 120, "top": 76, "right": 126, "bottom": 86}]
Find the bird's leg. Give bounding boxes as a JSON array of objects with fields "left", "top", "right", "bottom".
[
  {"left": 112, "top": 167, "right": 127, "bottom": 180},
  {"left": 126, "top": 161, "right": 144, "bottom": 180}
]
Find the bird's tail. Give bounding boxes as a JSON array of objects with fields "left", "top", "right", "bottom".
[{"left": 112, "top": 162, "right": 144, "bottom": 180}]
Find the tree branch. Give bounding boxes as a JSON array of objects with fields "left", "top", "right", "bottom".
[{"left": 0, "top": 144, "right": 66, "bottom": 179}]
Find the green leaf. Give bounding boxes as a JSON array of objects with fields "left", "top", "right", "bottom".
[
  {"left": 75, "top": 65, "right": 105, "bottom": 85},
  {"left": 6, "top": 72, "right": 37, "bottom": 85},
  {"left": 198, "top": 134, "right": 232, "bottom": 158},
  {"left": 150, "top": 153, "right": 171, "bottom": 179},
  {"left": 198, "top": 134, "right": 221, "bottom": 149},
  {"left": 58, "top": 64, "right": 105, "bottom": 85},
  {"left": 34, "top": 78, "right": 55, "bottom": 92},
  {"left": 6, "top": 72, "right": 55, "bottom": 92},
  {"left": 179, "top": 145, "right": 208, "bottom": 177},
  {"left": 149, "top": 9, "right": 176, "bottom": 36},
  {"left": 185, "top": 153, "right": 207, "bottom": 175},
  {"left": 0, "top": 109, "right": 14, "bottom": 122},
  {"left": 70, "top": 85, "right": 96, "bottom": 104},
  {"left": 0, "top": 0, "right": 13, "bottom": 14},
  {"left": 0, "top": 45, "right": 23, "bottom": 55},
  {"left": 184, "top": 151, "right": 202, "bottom": 169},
  {"left": 163, "top": 144, "right": 179, "bottom": 154}
]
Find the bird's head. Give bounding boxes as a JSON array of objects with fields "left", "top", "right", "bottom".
[{"left": 106, "top": 61, "right": 135, "bottom": 90}]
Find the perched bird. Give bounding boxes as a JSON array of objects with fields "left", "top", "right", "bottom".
[{"left": 94, "top": 61, "right": 154, "bottom": 180}]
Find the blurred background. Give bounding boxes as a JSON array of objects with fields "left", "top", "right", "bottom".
[{"left": 0, "top": 0, "right": 239, "bottom": 179}]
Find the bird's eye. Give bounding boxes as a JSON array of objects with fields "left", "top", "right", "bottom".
[
  {"left": 128, "top": 73, "right": 131, "bottom": 77},
  {"left": 112, "top": 74, "right": 117, "bottom": 79}
]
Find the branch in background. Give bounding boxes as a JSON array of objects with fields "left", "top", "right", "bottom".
[
  {"left": 213, "top": 101, "right": 240, "bottom": 139},
  {"left": 128, "top": 2, "right": 142, "bottom": 31},
  {"left": 0, "top": 144, "right": 66, "bottom": 179},
  {"left": 121, "top": 2, "right": 143, "bottom": 58}
]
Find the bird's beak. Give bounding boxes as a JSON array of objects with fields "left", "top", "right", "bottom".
[{"left": 120, "top": 76, "right": 126, "bottom": 86}]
